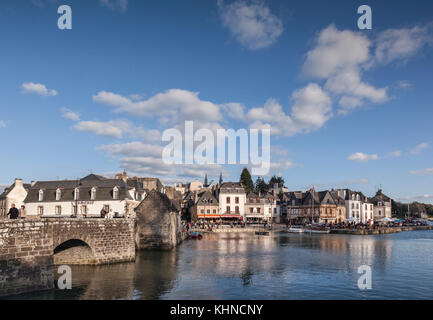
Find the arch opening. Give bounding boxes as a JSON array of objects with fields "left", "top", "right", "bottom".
[{"left": 54, "top": 239, "right": 96, "bottom": 265}]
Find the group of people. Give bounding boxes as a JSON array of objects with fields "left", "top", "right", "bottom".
[{"left": 6, "top": 203, "right": 26, "bottom": 219}]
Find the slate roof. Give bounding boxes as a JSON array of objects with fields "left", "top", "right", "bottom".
[
  {"left": 196, "top": 190, "right": 218, "bottom": 205},
  {"left": 24, "top": 174, "right": 135, "bottom": 203},
  {"left": 219, "top": 182, "right": 245, "bottom": 194}
]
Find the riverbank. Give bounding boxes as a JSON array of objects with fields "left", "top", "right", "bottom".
[
  {"left": 190, "top": 224, "right": 433, "bottom": 235},
  {"left": 330, "top": 225, "right": 433, "bottom": 235}
]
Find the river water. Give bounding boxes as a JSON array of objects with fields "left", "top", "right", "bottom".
[{"left": 9, "top": 230, "right": 433, "bottom": 300}]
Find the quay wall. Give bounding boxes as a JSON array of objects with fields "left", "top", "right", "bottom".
[{"left": 330, "top": 225, "right": 433, "bottom": 235}]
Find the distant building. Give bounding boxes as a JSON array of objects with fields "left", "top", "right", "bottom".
[
  {"left": 371, "top": 189, "right": 392, "bottom": 220},
  {"left": 336, "top": 189, "right": 373, "bottom": 223},
  {"left": 245, "top": 191, "right": 280, "bottom": 223},
  {"left": 0, "top": 179, "right": 30, "bottom": 218},
  {"left": 283, "top": 189, "right": 345, "bottom": 224},
  {"left": 218, "top": 182, "right": 246, "bottom": 222},
  {"left": 188, "top": 179, "right": 203, "bottom": 192},
  {"left": 194, "top": 190, "right": 219, "bottom": 220}
]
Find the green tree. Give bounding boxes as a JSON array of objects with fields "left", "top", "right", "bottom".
[
  {"left": 255, "top": 177, "right": 269, "bottom": 194},
  {"left": 268, "top": 175, "right": 285, "bottom": 189},
  {"left": 240, "top": 168, "right": 254, "bottom": 193}
]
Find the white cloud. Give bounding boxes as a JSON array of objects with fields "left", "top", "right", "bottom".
[
  {"left": 61, "top": 107, "right": 80, "bottom": 121},
  {"left": 409, "top": 142, "right": 430, "bottom": 155},
  {"left": 410, "top": 168, "right": 433, "bottom": 176},
  {"left": 93, "top": 89, "right": 223, "bottom": 128},
  {"left": 99, "top": 0, "right": 128, "bottom": 12},
  {"left": 348, "top": 152, "right": 379, "bottom": 162},
  {"left": 97, "top": 142, "right": 163, "bottom": 158},
  {"left": 0, "top": 120, "right": 6, "bottom": 128},
  {"left": 301, "top": 25, "right": 388, "bottom": 114},
  {"left": 301, "top": 25, "right": 371, "bottom": 80},
  {"left": 375, "top": 25, "right": 433, "bottom": 64},
  {"left": 247, "top": 83, "right": 332, "bottom": 136},
  {"left": 74, "top": 120, "right": 127, "bottom": 139},
  {"left": 397, "top": 80, "right": 412, "bottom": 89},
  {"left": 384, "top": 150, "right": 402, "bottom": 159},
  {"left": 218, "top": 0, "right": 283, "bottom": 50},
  {"left": 21, "top": 82, "right": 57, "bottom": 96}
]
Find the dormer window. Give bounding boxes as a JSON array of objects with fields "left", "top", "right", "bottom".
[
  {"left": 56, "top": 188, "right": 61, "bottom": 201},
  {"left": 74, "top": 188, "right": 80, "bottom": 201},
  {"left": 113, "top": 187, "right": 119, "bottom": 200},
  {"left": 91, "top": 187, "right": 97, "bottom": 200},
  {"left": 38, "top": 189, "right": 44, "bottom": 202}
]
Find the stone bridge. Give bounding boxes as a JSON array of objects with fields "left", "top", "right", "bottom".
[{"left": 0, "top": 218, "right": 135, "bottom": 297}]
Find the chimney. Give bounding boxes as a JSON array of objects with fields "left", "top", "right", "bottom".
[{"left": 15, "top": 178, "right": 23, "bottom": 188}]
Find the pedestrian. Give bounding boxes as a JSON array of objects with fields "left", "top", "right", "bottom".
[
  {"left": 100, "top": 208, "right": 107, "bottom": 218},
  {"left": 19, "top": 205, "right": 27, "bottom": 219},
  {"left": 7, "top": 204, "right": 19, "bottom": 220}
]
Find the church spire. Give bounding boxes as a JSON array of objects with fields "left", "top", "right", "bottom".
[
  {"left": 219, "top": 172, "right": 223, "bottom": 185},
  {"left": 204, "top": 173, "right": 208, "bottom": 186}
]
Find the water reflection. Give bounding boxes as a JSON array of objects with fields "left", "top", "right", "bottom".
[{"left": 8, "top": 230, "right": 433, "bottom": 300}]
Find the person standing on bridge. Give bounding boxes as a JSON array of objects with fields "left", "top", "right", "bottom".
[{"left": 7, "top": 204, "right": 19, "bottom": 220}]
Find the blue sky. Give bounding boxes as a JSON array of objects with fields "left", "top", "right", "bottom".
[{"left": 0, "top": 0, "right": 432, "bottom": 203}]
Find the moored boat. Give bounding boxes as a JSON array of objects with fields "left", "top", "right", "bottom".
[
  {"left": 189, "top": 232, "right": 203, "bottom": 240},
  {"left": 288, "top": 226, "right": 304, "bottom": 233},
  {"left": 255, "top": 231, "right": 270, "bottom": 236}
]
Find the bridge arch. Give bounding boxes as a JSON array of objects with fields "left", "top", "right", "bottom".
[{"left": 53, "top": 238, "right": 97, "bottom": 265}]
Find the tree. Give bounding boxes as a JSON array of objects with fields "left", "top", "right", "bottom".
[
  {"left": 255, "top": 177, "right": 269, "bottom": 194},
  {"left": 268, "top": 175, "right": 285, "bottom": 189},
  {"left": 240, "top": 168, "right": 254, "bottom": 193}
]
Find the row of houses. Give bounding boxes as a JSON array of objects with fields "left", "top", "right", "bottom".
[{"left": 0, "top": 172, "right": 392, "bottom": 224}]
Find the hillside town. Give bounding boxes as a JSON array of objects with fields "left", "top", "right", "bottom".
[{"left": 1, "top": 168, "right": 414, "bottom": 226}]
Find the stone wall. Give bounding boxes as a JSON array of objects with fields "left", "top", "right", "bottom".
[
  {"left": 0, "top": 220, "right": 54, "bottom": 297},
  {"left": 0, "top": 218, "right": 135, "bottom": 297},
  {"left": 135, "top": 190, "right": 184, "bottom": 250}
]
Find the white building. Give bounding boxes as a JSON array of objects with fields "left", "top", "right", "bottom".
[
  {"left": 245, "top": 192, "right": 280, "bottom": 223},
  {"left": 336, "top": 189, "right": 374, "bottom": 223},
  {"left": 0, "top": 178, "right": 30, "bottom": 218},
  {"left": 218, "top": 182, "right": 246, "bottom": 221},
  {"left": 24, "top": 174, "right": 146, "bottom": 218}
]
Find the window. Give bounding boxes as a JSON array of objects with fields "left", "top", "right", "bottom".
[
  {"left": 55, "top": 206, "right": 62, "bottom": 215},
  {"left": 352, "top": 203, "right": 354, "bottom": 209},
  {"left": 37, "top": 206, "right": 44, "bottom": 215},
  {"left": 213, "top": 209, "right": 216, "bottom": 214},
  {"left": 104, "top": 205, "right": 110, "bottom": 212},
  {"left": 235, "top": 206, "right": 239, "bottom": 214},
  {"left": 56, "top": 188, "right": 61, "bottom": 201},
  {"left": 250, "top": 207, "right": 254, "bottom": 213},
  {"left": 235, "top": 197, "right": 239, "bottom": 204},
  {"left": 269, "top": 208, "right": 272, "bottom": 214},
  {"left": 38, "top": 189, "right": 44, "bottom": 201},
  {"left": 207, "top": 209, "right": 210, "bottom": 214},
  {"left": 226, "top": 197, "right": 230, "bottom": 204},
  {"left": 226, "top": 206, "right": 230, "bottom": 213},
  {"left": 292, "top": 200, "right": 295, "bottom": 206},
  {"left": 81, "top": 205, "right": 87, "bottom": 215},
  {"left": 113, "top": 187, "right": 119, "bottom": 200},
  {"left": 201, "top": 209, "right": 204, "bottom": 214},
  {"left": 91, "top": 187, "right": 97, "bottom": 200},
  {"left": 72, "top": 205, "right": 77, "bottom": 215},
  {"left": 257, "top": 208, "right": 261, "bottom": 214},
  {"left": 74, "top": 188, "right": 79, "bottom": 201}
]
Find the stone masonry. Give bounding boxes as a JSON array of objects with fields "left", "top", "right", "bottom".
[
  {"left": 135, "top": 190, "right": 184, "bottom": 250},
  {"left": 0, "top": 218, "right": 135, "bottom": 297}
]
